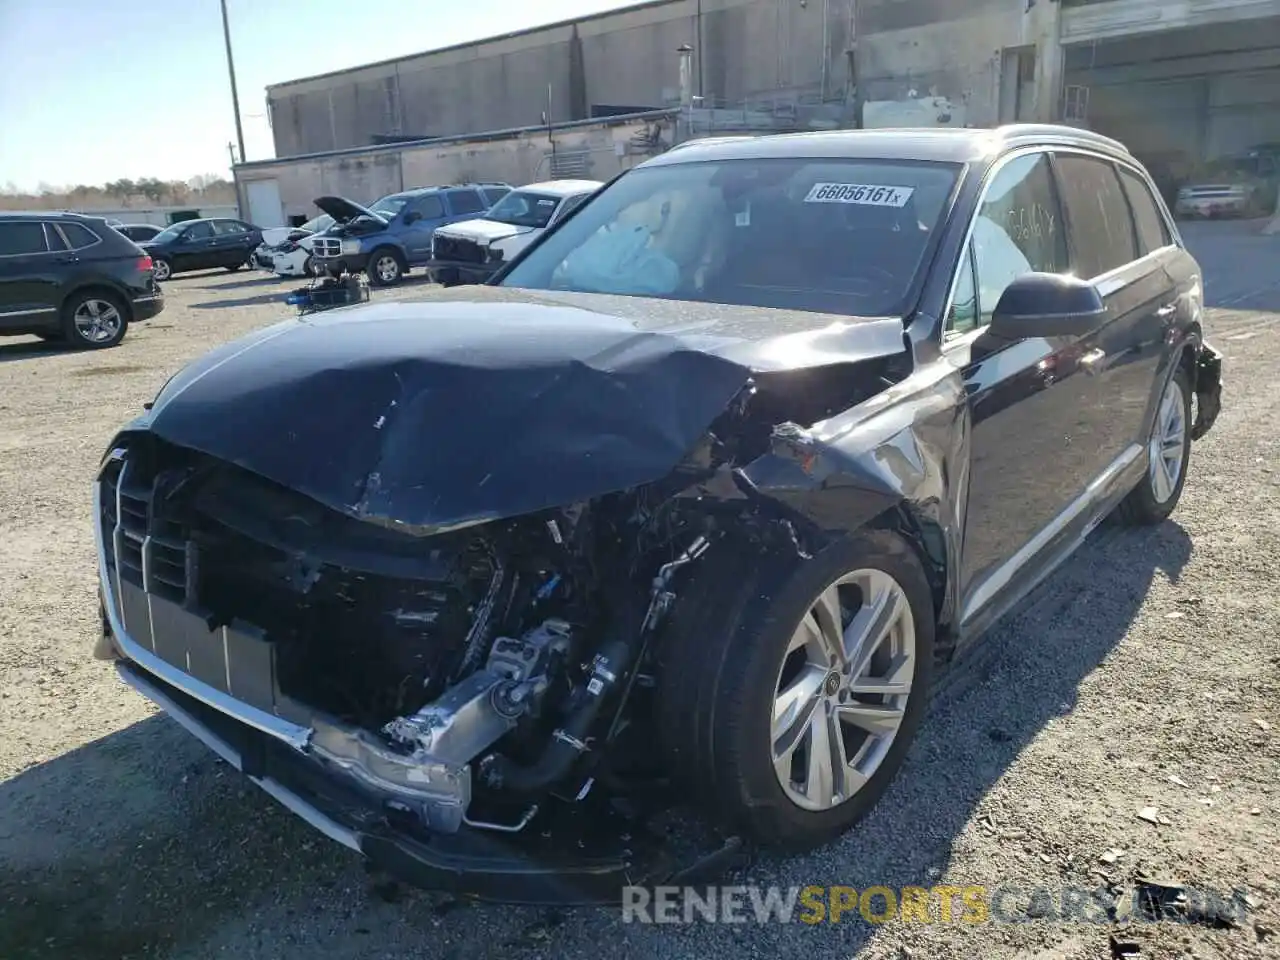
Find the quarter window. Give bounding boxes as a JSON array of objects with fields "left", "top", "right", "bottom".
[
  {"left": 948, "top": 243, "right": 979, "bottom": 336},
  {"left": 0, "top": 222, "right": 48, "bottom": 255},
  {"left": 1054, "top": 155, "right": 1138, "bottom": 278},
  {"left": 971, "top": 152, "right": 1068, "bottom": 324},
  {"left": 1117, "top": 166, "right": 1171, "bottom": 255},
  {"left": 58, "top": 222, "right": 99, "bottom": 249}
]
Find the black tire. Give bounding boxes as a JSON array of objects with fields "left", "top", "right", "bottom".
[
  {"left": 152, "top": 257, "right": 173, "bottom": 283},
  {"left": 224, "top": 261, "right": 244, "bottom": 272},
  {"left": 61, "top": 289, "right": 129, "bottom": 350},
  {"left": 366, "top": 247, "right": 406, "bottom": 286},
  {"left": 655, "top": 528, "right": 935, "bottom": 851},
  {"left": 1116, "top": 364, "right": 1193, "bottom": 525}
]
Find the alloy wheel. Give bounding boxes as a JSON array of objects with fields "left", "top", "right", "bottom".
[
  {"left": 1148, "top": 375, "right": 1187, "bottom": 504},
  {"left": 153, "top": 259, "right": 171, "bottom": 282},
  {"left": 374, "top": 255, "right": 400, "bottom": 283},
  {"left": 73, "top": 299, "right": 123, "bottom": 344},
  {"left": 771, "top": 568, "right": 917, "bottom": 811}
]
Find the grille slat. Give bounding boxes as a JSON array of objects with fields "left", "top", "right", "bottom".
[{"left": 100, "top": 456, "right": 190, "bottom": 603}]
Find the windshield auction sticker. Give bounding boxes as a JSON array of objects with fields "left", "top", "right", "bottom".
[{"left": 804, "top": 183, "right": 915, "bottom": 206}]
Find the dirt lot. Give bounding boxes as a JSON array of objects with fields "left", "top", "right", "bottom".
[{"left": 1, "top": 227, "right": 1277, "bottom": 960}]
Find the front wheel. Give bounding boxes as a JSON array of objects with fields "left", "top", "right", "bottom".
[
  {"left": 366, "top": 248, "right": 405, "bottom": 286},
  {"left": 62, "top": 291, "right": 128, "bottom": 349},
  {"left": 656, "top": 529, "right": 935, "bottom": 850},
  {"left": 1117, "top": 364, "right": 1192, "bottom": 525}
]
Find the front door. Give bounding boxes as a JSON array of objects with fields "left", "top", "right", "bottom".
[
  {"left": 944, "top": 151, "right": 1102, "bottom": 631},
  {"left": 401, "top": 194, "right": 445, "bottom": 264},
  {"left": 173, "top": 221, "right": 218, "bottom": 271}
]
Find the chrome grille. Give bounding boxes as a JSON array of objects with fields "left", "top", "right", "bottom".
[
  {"left": 100, "top": 455, "right": 190, "bottom": 605},
  {"left": 313, "top": 237, "right": 342, "bottom": 258}
]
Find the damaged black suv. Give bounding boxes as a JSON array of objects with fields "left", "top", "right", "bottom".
[{"left": 94, "top": 125, "right": 1223, "bottom": 904}]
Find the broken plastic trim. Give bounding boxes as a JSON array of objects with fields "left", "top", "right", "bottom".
[{"left": 1191, "top": 341, "right": 1223, "bottom": 441}]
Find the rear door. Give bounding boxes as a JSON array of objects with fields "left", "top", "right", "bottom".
[
  {"left": 1050, "top": 153, "right": 1175, "bottom": 479},
  {"left": 211, "top": 219, "right": 257, "bottom": 266},
  {"left": 0, "top": 221, "right": 62, "bottom": 329}
]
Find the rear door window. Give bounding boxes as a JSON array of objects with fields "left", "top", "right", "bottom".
[
  {"left": 184, "top": 221, "right": 216, "bottom": 241},
  {"left": 1054, "top": 155, "right": 1139, "bottom": 278},
  {"left": 44, "top": 223, "right": 69, "bottom": 252},
  {"left": 1117, "top": 166, "right": 1172, "bottom": 255},
  {"left": 58, "top": 222, "right": 100, "bottom": 249},
  {"left": 0, "top": 222, "right": 49, "bottom": 255},
  {"left": 445, "top": 189, "right": 485, "bottom": 215},
  {"left": 213, "top": 220, "right": 248, "bottom": 235}
]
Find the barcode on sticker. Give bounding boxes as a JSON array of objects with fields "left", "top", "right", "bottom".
[{"left": 804, "top": 183, "right": 914, "bottom": 207}]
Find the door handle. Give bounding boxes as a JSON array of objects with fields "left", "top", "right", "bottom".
[{"left": 1080, "top": 348, "right": 1107, "bottom": 374}]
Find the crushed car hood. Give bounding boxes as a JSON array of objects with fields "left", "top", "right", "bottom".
[
  {"left": 314, "top": 195, "right": 388, "bottom": 225},
  {"left": 436, "top": 219, "right": 531, "bottom": 242},
  {"left": 142, "top": 286, "right": 907, "bottom": 533}
]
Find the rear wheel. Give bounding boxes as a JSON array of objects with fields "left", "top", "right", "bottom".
[
  {"left": 62, "top": 290, "right": 128, "bottom": 349},
  {"left": 151, "top": 257, "right": 172, "bottom": 282},
  {"left": 656, "top": 529, "right": 935, "bottom": 850},
  {"left": 367, "top": 247, "right": 405, "bottom": 286},
  {"left": 1117, "top": 365, "right": 1192, "bottom": 525}
]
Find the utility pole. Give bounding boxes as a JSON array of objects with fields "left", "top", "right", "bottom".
[{"left": 220, "top": 0, "right": 247, "bottom": 167}]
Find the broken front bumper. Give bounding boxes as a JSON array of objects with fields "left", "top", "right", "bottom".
[
  {"left": 1191, "top": 341, "right": 1223, "bottom": 440},
  {"left": 92, "top": 472, "right": 663, "bottom": 904}
]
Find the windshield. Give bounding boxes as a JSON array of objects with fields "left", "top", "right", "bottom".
[
  {"left": 151, "top": 223, "right": 187, "bottom": 243},
  {"left": 369, "top": 195, "right": 408, "bottom": 218},
  {"left": 485, "top": 190, "right": 564, "bottom": 228},
  {"left": 301, "top": 214, "right": 334, "bottom": 233},
  {"left": 499, "top": 158, "right": 960, "bottom": 316}
]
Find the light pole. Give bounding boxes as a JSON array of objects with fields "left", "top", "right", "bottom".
[{"left": 220, "top": 0, "right": 246, "bottom": 166}]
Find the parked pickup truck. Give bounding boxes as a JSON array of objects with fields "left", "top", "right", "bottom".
[
  {"left": 426, "top": 179, "right": 602, "bottom": 285},
  {"left": 310, "top": 184, "right": 511, "bottom": 286}
]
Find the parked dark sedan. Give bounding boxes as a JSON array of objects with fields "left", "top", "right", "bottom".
[
  {"left": 93, "top": 125, "right": 1221, "bottom": 904},
  {"left": 139, "top": 217, "right": 263, "bottom": 281},
  {"left": 0, "top": 212, "right": 163, "bottom": 348}
]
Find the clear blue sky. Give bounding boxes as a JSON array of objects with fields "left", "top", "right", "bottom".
[{"left": 0, "top": 0, "right": 636, "bottom": 192}]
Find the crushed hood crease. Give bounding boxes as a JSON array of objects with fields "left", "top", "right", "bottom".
[{"left": 143, "top": 287, "right": 907, "bottom": 531}]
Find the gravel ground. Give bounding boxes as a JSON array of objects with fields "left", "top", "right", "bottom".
[{"left": 1, "top": 226, "right": 1277, "bottom": 960}]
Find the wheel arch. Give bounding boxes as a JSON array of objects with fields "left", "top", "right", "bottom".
[{"left": 62, "top": 282, "right": 133, "bottom": 322}]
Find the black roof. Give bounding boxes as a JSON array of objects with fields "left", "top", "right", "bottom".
[
  {"left": 0, "top": 209, "right": 113, "bottom": 221},
  {"left": 647, "top": 124, "right": 1131, "bottom": 167}
]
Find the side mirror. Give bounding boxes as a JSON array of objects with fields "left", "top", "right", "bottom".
[
  {"left": 989, "top": 272, "right": 1107, "bottom": 339},
  {"left": 403, "top": 211, "right": 421, "bottom": 225}
]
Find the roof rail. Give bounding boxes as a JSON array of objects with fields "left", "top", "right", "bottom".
[{"left": 995, "top": 123, "right": 1131, "bottom": 154}]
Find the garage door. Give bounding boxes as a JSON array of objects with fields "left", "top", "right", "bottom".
[{"left": 245, "top": 179, "right": 285, "bottom": 228}]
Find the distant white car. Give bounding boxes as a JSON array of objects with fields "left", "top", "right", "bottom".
[
  {"left": 252, "top": 214, "right": 334, "bottom": 276},
  {"left": 426, "top": 179, "right": 602, "bottom": 285}
]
